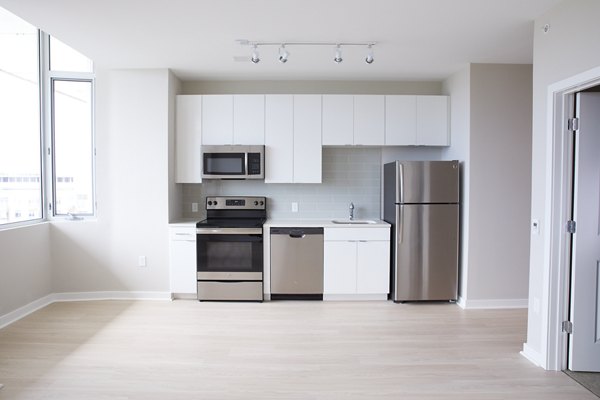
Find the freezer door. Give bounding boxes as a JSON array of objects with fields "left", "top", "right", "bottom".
[
  {"left": 389, "top": 160, "right": 459, "bottom": 204},
  {"left": 393, "top": 204, "right": 459, "bottom": 301}
]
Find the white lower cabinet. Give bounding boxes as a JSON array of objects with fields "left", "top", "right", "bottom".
[
  {"left": 169, "top": 226, "right": 197, "bottom": 296},
  {"left": 323, "top": 227, "right": 390, "bottom": 299}
]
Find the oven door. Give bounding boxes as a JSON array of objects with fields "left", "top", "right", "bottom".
[{"left": 196, "top": 228, "right": 263, "bottom": 280}]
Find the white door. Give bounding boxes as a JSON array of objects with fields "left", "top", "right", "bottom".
[{"left": 568, "top": 92, "right": 600, "bottom": 372}]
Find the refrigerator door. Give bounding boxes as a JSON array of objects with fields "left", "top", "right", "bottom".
[
  {"left": 393, "top": 203, "right": 459, "bottom": 301},
  {"left": 386, "top": 161, "right": 459, "bottom": 204}
]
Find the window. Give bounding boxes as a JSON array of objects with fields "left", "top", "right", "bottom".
[
  {"left": 0, "top": 7, "right": 95, "bottom": 227},
  {"left": 48, "top": 36, "right": 95, "bottom": 217},
  {"left": 0, "top": 8, "right": 42, "bottom": 225}
]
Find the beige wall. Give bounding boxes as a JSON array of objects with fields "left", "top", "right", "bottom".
[
  {"left": 468, "top": 64, "right": 532, "bottom": 302},
  {"left": 0, "top": 223, "right": 52, "bottom": 317},
  {"left": 526, "top": 0, "right": 600, "bottom": 366}
]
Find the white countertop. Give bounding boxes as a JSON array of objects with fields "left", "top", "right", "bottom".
[
  {"left": 168, "top": 218, "right": 198, "bottom": 227},
  {"left": 265, "top": 218, "right": 390, "bottom": 228}
]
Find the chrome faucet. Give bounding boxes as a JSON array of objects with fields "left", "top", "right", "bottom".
[{"left": 349, "top": 202, "right": 355, "bottom": 220}]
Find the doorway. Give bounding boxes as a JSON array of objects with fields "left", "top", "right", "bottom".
[{"left": 562, "top": 88, "right": 600, "bottom": 397}]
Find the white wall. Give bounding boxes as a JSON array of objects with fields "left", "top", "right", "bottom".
[
  {"left": 526, "top": 0, "right": 600, "bottom": 367},
  {"left": 0, "top": 223, "right": 52, "bottom": 317},
  {"left": 442, "top": 66, "right": 471, "bottom": 301},
  {"left": 51, "top": 69, "right": 172, "bottom": 293},
  {"left": 467, "top": 64, "right": 532, "bottom": 304}
]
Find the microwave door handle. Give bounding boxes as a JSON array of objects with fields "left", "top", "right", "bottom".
[{"left": 244, "top": 152, "right": 249, "bottom": 177}]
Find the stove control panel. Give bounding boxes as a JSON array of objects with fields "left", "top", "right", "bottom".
[{"left": 206, "top": 196, "right": 266, "bottom": 210}]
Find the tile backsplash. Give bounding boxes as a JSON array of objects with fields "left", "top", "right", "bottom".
[{"left": 181, "top": 148, "right": 382, "bottom": 220}]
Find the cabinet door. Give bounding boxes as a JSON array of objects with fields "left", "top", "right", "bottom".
[
  {"left": 175, "top": 95, "right": 202, "bottom": 183},
  {"left": 169, "top": 231, "right": 197, "bottom": 294},
  {"left": 354, "top": 95, "right": 384, "bottom": 145},
  {"left": 385, "top": 95, "right": 417, "bottom": 145},
  {"left": 356, "top": 241, "right": 390, "bottom": 294},
  {"left": 322, "top": 95, "right": 354, "bottom": 145},
  {"left": 202, "top": 95, "right": 233, "bottom": 145},
  {"left": 233, "top": 95, "right": 265, "bottom": 144},
  {"left": 265, "top": 95, "right": 294, "bottom": 183},
  {"left": 324, "top": 241, "right": 357, "bottom": 294},
  {"left": 416, "top": 96, "right": 449, "bottom": 146},
  {"left": 293, "top": 95, "right": 322, "bottom": 183}
]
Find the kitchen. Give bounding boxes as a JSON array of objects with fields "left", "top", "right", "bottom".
[{"left": 1, "top": 0, "right": 599, "bottom": 398}]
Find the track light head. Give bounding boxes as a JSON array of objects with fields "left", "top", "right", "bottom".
[
  {"left": 334, "top": 45, "right": 343, "bottom": 64},
  {"left": 365, "top": 44, "right": 374, "bottom": 64},
  {"left": 251, "top": 45, "right": 260, "bottom": 64},
  {"left": 278, "top": 45, "right": 289, "bottom": 63}
]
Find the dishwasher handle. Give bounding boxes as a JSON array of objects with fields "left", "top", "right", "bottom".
[{"left": 270, "top": 227, "right": 324, "bottom": 236}]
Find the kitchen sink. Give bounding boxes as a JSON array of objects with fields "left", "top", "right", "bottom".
[{"left": 331, "top": 219, "right": 378, "bottom": 225}]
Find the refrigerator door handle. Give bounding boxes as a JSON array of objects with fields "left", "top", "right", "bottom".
[
  {"left": 395, "top": 205, "right": 403, "bottom": 244},
  {"left": 396, "top": 162, "right": 404, "bottom": 204}
]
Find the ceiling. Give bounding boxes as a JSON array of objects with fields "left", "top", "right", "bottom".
[{"left": 0, "top": 0, "right": 561, "bottom": 82}]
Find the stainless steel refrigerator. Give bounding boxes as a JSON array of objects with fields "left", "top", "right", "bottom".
[{"left": 383, "top": 160, "right": 459, "bottom": 302}]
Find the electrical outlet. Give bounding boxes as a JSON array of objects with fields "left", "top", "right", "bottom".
[
  {"left": 138, "top": 256, "right": 147, "bottom": 267},
  {"left": 291, "top": 202, "right": 299, "bottom": 213},
  {"left": 192, "top": 202, "right": 198, "bottom": 213}
]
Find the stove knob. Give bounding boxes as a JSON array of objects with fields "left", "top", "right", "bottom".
[
  {"left": 259, "top": 201, "right": 264, "bottom": 206},
  {"left": 254, "top": 201, "right": 258, "bottom": 206},
  {"left": 213, "top": 201, "right": 218, "bottom": 206},
  {"left": 207, "top": 201, "right": 212, "bottom": 206}
]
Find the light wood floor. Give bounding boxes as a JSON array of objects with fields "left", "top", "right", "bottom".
[{"left": 0, "top": 300, "right": 595, "bottom": 400}]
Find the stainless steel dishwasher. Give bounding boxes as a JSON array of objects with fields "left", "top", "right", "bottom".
[{"left": 270, "top": 227, "right": 324, "bottom": 300}]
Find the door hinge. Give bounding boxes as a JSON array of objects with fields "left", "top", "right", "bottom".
[
  {"left": 566, "top": 220, "right": 576, "bottom": 234},
  {"left": 562, "top": 320, "right": 573, "bottom": 334},
  {"left": 568, "top": 117, "right": 579, "bottom": 132}
]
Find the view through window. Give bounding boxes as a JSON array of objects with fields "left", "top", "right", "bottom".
[
  {"left": 0, "top": 7, "right": 95, "bottom": 226},
  {"left": 0, "top": 8, "right": 42, "bottom": 225}
]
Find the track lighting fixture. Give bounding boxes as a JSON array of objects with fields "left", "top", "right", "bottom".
[
  {"left": 237, "top": 40, "right": 376, "bottom": 65},
  {"left": 278, "top": 45, "right": 289, "bottom": 63},
  {"left": 333, "top": 45, "right": 343, "bottom": 64},
  {"left": 251, "top": 45, "right": 260, "bottom": 64},
  {"left": 365, "top": 44, "right": 374, "bottom": 64}
]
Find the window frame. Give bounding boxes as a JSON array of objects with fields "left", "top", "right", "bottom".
[{"left": 40, "top": 31, "right": 96, "bottom": 221}]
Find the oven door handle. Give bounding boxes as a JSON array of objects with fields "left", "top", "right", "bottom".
[{"left": 196, "top": 227, "right": 263, "bottom": 235}]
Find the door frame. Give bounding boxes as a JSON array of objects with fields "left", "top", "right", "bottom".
[{"left": 544, "top": 66, "right": 600, "bottom": 371}]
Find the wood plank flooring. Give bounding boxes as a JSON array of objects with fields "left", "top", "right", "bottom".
[{"left": 0, "top": 300, "right": 595, "bottom": 399}]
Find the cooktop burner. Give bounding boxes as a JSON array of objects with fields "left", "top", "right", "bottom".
[{"left": 197, "top": 196, "right": 267, "bottom": 229}]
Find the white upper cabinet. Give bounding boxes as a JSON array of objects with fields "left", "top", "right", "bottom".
[
  {"left": 416, "top": 95, "right": 449, "bottom": 146},
  {"left": 385, "top": 95, "right": 449, "bottom": 146},
  {"left": 385, "top": 95, "right": 417, "bottom": 145},
  {"left": 322, "top": 95, "right": 354, "bottom": 145},
  {"left": 201, "top": 95, "right": 233, "bottom": 145},
  {"left": 265, "top": 95, "right": 322, "bottom": 183},
  {"left": 265, "top": 95, "right": 294, "bottom": 183},
  {"left": 233, "top": 95, "right": 265, "bottom": 144},
  {"left": 293, "top": 95, "right": 322, "bottom": 183},
  {"left": 175, "top": 95, "right": 202, "bottom": 183},
  {"left": 354, "top": 95, "right": 385, "bottom": 145}
]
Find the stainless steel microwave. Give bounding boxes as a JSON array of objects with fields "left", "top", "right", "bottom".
[{"left": 201, "top": 145, "right": 265, "bottom": 180}]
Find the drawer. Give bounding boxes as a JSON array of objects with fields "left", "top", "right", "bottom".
[
  {"left": 197, "top": 281, "right": 263, "bottom": 301},
  {"left": 170, "top": 228, "right": 196, "bottom": 241},
  {"left": 324, "top": 227, "right": 389, "bottom": 241}
]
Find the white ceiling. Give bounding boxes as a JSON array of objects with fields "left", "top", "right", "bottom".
[{"left": 0, "top": 0, "right": 561, "bottom": 81}]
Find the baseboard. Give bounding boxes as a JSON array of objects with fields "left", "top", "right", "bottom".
[
  {"left": 459, "top": 298, "right": 528, "bottom": 309},
  {"left": 521, "top": 343, "right": 544, "bottom": 368},
  {"left": 0, "top": 291, "right": 171, "bottom": 330},
  {"left": 0, "top": 293, "right": 56, "bottom": 330},
  {"left": 54, "top": 291, "right": 172, "bottom": 302}
]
